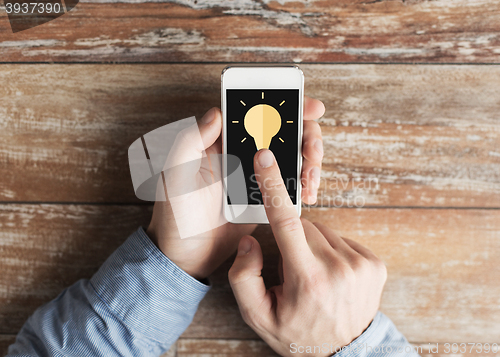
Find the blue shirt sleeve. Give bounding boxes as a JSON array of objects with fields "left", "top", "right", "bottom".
[
  {"left": 8, "top": 227, "right": 418, "bottom": 357},
  {"left": 7, "top": 227, "right": 210, "bottom": 357},
  {"left": 335, "top": 311, "right": 421, "bottom": 357}
]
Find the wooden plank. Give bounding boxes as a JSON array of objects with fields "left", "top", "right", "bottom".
[
  {"left": 1, "top": 1, "right": 500, "bottom": 63},
  {"left": 0, "top": 335, "right": 16, "bottom": 356},
  {"left": 161, "top": 342, "right": 177, "bottom": 357},
  {"left": 0, "top": 64, "right": 499, "bottom": 206},
  {"left": 0, "top": 204, "right": 152, "bottom": 334},
  {"left": 177, "top": 339, "right": 500, "bottom": 357},
  {"left": 178, "top": 338, "right": 278, "bottom": 357},
  {"left": 5, "top": 334, "right": 500, "bottom": 357},
  {"left": 0, "top": 334, "right": 177, "bottom": 356},
  {"left": 1, "top": 204, "right": 499, "bottom": 343}
]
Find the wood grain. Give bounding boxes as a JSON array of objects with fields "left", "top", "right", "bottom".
[
  {"left": 176, "top": 339, "right": 500, "bottom": 357},
  {"left": 0, "top": 333, "right": 177, "bottom": 356},
  {"left": 0, "top": 335, "right": 16, "bottom": 356},
  {"left": 3, "top": 335, "right": 500, "bottom": 356},
  {"left": 0, "top": 335, "right": 182, "bottom": 356},
  {"left": 1, "top": 64, "right": 499, "bottom": 206},
  {"left": 177, "top": 338, "right": 278, "bottom": 357},
  {"left": 185, "top": 208, "right": 500, "bottom": 343},
  {"left": 1, "top": 1, "right": 500, "bottom": 63},
  {"left": 1, "top": 204, "right": 499, "bottom": 343},
  {"left": 0, "top": 204, "right": 152, "bottom": 334}
]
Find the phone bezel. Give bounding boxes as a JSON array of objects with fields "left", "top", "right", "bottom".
[{"left": 221, "top": 65, "right": 304, "bottom": 224}]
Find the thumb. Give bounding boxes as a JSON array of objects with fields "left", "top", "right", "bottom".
[
  {"left": 228, "top": 236, "right": 273, "bottom": 330},
  {"left": 163, "top": 108, "right": 222, "bottom": 195},
  {"left": 167, "top": 107, "right": 222, "bottom": 168}
]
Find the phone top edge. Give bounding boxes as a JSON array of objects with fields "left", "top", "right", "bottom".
[
  {"left": 222, "top": 63, "right": 302, "bottom": 71},
  {"left": 221, "top": 64, "right": 303, "bottom": 80},
  {"left": 222, "top": 66, "right": 303, "bottom": 90}
]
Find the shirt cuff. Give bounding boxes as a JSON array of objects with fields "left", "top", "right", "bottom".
[
  {"left": 90, "top": 226, "right": 211, "bottom": 343},
  {"left": 334, "top": 311, "right": 416, "bottom": 357}
]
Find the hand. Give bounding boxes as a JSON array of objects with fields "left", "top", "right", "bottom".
[
  {"left": 228, "top": 149, "right": 387, "bottom": 356},
  {"left": 146, "top": 96, "right": 326, "bottom": 280}
]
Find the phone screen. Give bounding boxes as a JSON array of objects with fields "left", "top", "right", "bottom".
[{"left": 226, "top": 89, "right": 299, "bottom": 205}]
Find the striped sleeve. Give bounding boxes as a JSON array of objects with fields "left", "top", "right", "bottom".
[
  {"left": 335, "top": 311, "right": 421, "bottom": 357},
  {"left": 7, "top": 227, "right": 211, "bottom": 357}
]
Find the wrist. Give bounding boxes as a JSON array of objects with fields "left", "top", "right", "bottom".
[
  {"left": 145, "top": 223, "right": 210, "bottom": 281},
  {"left": 333, "top": 312, "right": 384, "bottom": 357}
]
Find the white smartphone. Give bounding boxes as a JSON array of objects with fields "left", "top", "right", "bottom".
[{"left": 221, "top": 65, "right": 304, "bottom": 224}]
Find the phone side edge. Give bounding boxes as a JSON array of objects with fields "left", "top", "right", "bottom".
[
  {"left": 221, "top": 66, "right": 232, "bottom": 223},
  {"left": 297, "top": 65, "right": 304, "bottom": 217}
]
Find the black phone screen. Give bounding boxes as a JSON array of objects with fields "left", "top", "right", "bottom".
[{"left": 226, "top": 89, "right": 299, "bottom": 205}]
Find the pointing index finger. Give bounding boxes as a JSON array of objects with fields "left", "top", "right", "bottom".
[{"left": 254, "top": 149, "right": 313, "bottom": 266}]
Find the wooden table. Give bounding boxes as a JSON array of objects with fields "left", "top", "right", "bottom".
[{"left": 1, "top": 1, "right": 500, "bottom": 356}]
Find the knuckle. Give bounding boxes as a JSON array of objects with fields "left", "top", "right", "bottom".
[
  {"left": 335, "top": 260, "right": 356, "bottom": 282},
  {"left": 227, "top": 266, "right": 237, "bottom": 282},
  {"left": 240, "top": 306, "right": 267, "bottom": 331},
  {"left": 238, "top": 306, "right": 259, "bottom": 329},
  {"left": 350, "top": 253, "right": 387, "bottom": 283},
  {"left": 274, "top": 216, "right": 303, "bottom": 234},
  {"left": 240, "top": 307, "right": 254, "bottom": 326},
  {"left": 228, "top": 266, "right": 247, "bottom": 285},
  {"left": 312, "top": 120, "right": 321, "bottom": 132},
  {"left": 177, "top": 127, "right": 194, "bottom": 143},
  {"left": 305, "top": 119, "right": 321, "bottom": 133},
  {"left": 301, "top": 268, "right": 329, "bottom": 296},
  {"left": 263, "top": 176, "right": 285, "bottom": 191},
  {"left": 374, "top": 258, "right": 388, "bottom": 282},
  {"left": 351, "top": 254, "right": 370, "bottom": 272}
]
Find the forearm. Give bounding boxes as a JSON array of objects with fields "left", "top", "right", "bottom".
[{"left": 7, "top": 227, "right": 210, "bottom": 357}]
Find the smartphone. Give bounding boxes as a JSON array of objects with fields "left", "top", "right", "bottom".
[{"left": 221, "top": 65, "right": 304, "bottom": 224}]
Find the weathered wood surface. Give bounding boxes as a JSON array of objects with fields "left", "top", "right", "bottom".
[
  {"left": 2, "top": 336, "right": 500, "bottom": 356},
  {"left": 1, "top": 64, "right": 499, "bottom": 206},
  {"left": 177, "top": 338, "right": 278, "bottom": 357},
  {"left": 1, "top": 0, "right": 500, "bottom": 63},
  {"left": 0, "top": 335, "right": 16, "bottom": 356},
  {"left": 0, "top": 335, "right": 177, "bottom": 355},
  {"left": 176, "top": 339, "right": 500, "bottom": 357},
  {"left": 0, "top": 204, "right": 152, "bottom": 334},
  {"left": 1, "top": 204, "right": 499, "bottom": 343}
]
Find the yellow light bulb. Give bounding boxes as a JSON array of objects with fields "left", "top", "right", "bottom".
[{"left": 244, "top": 104, "right": 282, "bottom": 150}]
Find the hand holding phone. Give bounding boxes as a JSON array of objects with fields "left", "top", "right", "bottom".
[{"left": 146, "top": 71, "right": 324, "bottom": 279}]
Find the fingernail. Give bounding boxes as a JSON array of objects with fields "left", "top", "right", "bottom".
[
  {"left": 238, "top": 236, "right": 253, "bottom": 256},
  {"left": 258, "top": 149, "right": 274, "bottom": 168},
  {"left": 311, "top": 166, "right": 321, "bottom": 185},
  {"left": 314, "top": 139, "right": 323, "bottom": 156},
  {"left": 202, "top": 108, "right": 216, "bottom": 124}
]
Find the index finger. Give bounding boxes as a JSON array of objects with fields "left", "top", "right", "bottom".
[{"left": 254, "top": 149, "right": 313, "bottom": 266}]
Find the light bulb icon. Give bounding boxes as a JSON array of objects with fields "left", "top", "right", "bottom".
[{"left": 244, "top": 104, "right": 282, "bottom": 150}]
